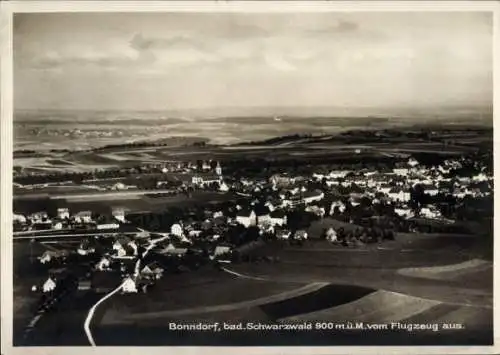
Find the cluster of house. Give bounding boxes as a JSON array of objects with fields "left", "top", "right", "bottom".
[
  {"left": 34, "top": 223, "right": 238, "bottom": 296},
  {"left": 25, "top": 154, "right": 493, "bottom": 299},
  {"left": 105, "top": 161, "right": 230, "bottom": 192},
  {"left": 310, "top": 157, "right": 492, "bottom": 221},
  {"left": 31, "top": 186, "right": 328, "bottom": 296},
  {"left": 13, "top": 207, "right": 127, "bottom": 232}
]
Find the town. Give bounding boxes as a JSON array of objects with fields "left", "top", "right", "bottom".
[{"left": 14, "top": 144, "right": 493, "bottom": 320}]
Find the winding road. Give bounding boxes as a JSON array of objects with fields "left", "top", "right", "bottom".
[{"left": 83, "top": 228, "right": 168, "bottom": 346}]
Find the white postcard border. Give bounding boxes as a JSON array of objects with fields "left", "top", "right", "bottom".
[{"left": 1, "top": 1, "right": 499, "bottom": 354}]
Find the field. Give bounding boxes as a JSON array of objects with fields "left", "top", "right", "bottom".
[
  {"left": 90, "top": 235, "right": 492, "bottom": 345},
  {"left": 13, "top": 190, "right": 234, "bottom": 216},
  {"left": 14, "top": 125, "right": 491, "bottom": 175},
  {"left": 12, "top": 220, "right": 493, "bottom": 346}
]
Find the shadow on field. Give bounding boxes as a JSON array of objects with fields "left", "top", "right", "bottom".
[{"left": 259, "top": 284, "right": 375, "bottom": 320}]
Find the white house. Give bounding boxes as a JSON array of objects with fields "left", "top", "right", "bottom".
[
  {"left": 236, "top": 210, "right": 257, "bottom": 227},
  {"left": 57, "top": 208, "right": 70, "bottom": 220},
  {"left": 188, "top": 230, "right": 202, "bottom": 238},
  {"left": 438, "top": 165, "right": 450, "bottom": 174},
  {"left": 270, "top": 174, "right": 295, "bottom": 187},
  {"left": 192, "top": 176, "right": 204, "bottom": 185},
  {"left": 113, "top": 182, "right": 126, "bottom": 190},
  {"left": 13, "top": 213, "right": 27, "bottom": 224},
  {"left": 363, "top": 170, "right": 378, "bottom": 177},
  {"left": 53, "top": 221, "right": 64, "bottom": 230},
  {"left": 380, "top": 185, "right": 393, "bottom": 194},
  {"left": 305, "top": 205, "right": 325, "bottom": 218},
  {"left": 170, "top": 223, "right": 184, "bottom": 237},
  {"left": 458, "top": 176, "right": 471, "bottom": 184},
  {"left": 192, "top": 174, "right": 221, "bottom": 187},
  {"left": 350, "top": 198, "right": 361, "bottom": 207},
  {"left": 420, "top": 206, "right": 441, "bottom": 219},
  {"left": 276, "top": 230, "right": 292, "bottom": 240},
  {"left": 112, "top": 240, "right": 123, "bottom": 251},
  {"left": 387, "top": 188, "right": 411, "bottom": 202},
  {"left": 115, "top": 246, "right": 128, "bottom": 258},
  {"left": 393, "top": 168, "right": 409, "bottom": 176},
  {"left": 408, "top": 158, "right": 419, "bottom": 167},
  {"left": 473, "top": 172, "right": 489, "bottom": 182},
  {"left": 42, "top": 277, "right": 57, "bottom": 293},
  {"left": 329, "top": 170, "right": 351, "bottom": 179},
  {"left": 313, "top": 173, "right": 326, "bottom": 180},
  {"left": 112, "top": 239, "right": 133, "bottom": 258},
  {"left": 452, "top": 189, "right": 466, "bottom": 199},
  {"left": 74, "top": 211, "right": 92, "bottom": 224},
  {"left": 202, "top": 161, "right": 211, "bottom": 171},
  {"left": 214, "top": 245, "right": 232, "bottom": 257},
  {"left": 213, "top": 211, "right": 224, "bottom": 219},
  {"left": 122, "top": 277, "right": 138, "bottom": 293},
  {"left": 394, "top": 207, "right": 414, "bottom": 219},
  {"left": 282, "top": 197, "right": 303, "bottom": 208},
  {"left": 112, "top": 208, "right": 127, "bottom": 223},
  {"left": 39, "top": 251, "right": 62, "bottom": 264},
  {"left": 219, "top": 181, "right": 230, "bottom": 192},
  {"left": 294, "top": 230, "right": 308, "bottom": 240},
  {"left": 325, "top": 180, "right": 340, "bottom": 187},
  {"left": 77, "top": 244, "right": 95, "bottom": 256},
  {"left": 30, "top": 211, "right": 49, "bottom": 223},
  {"left": 424, "top": 186, "right": 439, "bottom": 196},
  {"left": 325, "top": 228, "right": 338, "bottom": 242},
  {"left": 141, "top": 263, "right": 164, "bottom": 280}
]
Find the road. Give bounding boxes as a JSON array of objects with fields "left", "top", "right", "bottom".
[
  {"left": 83, "top": 228, "right": 168, "bottom": 346},
  {"left": 51, "top": 188, "right": 177, "bottom": 200},
  {"left": 14, "top": 231, "right": 139, "bottom": 241}
]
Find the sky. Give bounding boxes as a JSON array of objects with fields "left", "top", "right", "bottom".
[{"left": 14, "top": 12, "right": 493, "bottom": 113}]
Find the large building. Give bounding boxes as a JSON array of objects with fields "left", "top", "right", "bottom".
[{"left": 236, "top": 209, "right": 257, "bottom": 227}]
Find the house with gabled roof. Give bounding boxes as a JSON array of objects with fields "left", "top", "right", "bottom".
[
  {"left": 38, "top": 250, "right": 68, "bottom": 265},
  {"left": 236, "top": 209, "right": 256, "bottom": 227},
  {"left": 42, "top": 276, "right": 57, "bottom": 293},
  {"left": 141, "top": 262, "right": 164, "bottom": 280},
  {"left": 276, "top": 229, "right": 292, "bottom": 240},
  {"left": 387, "top": 187, "right": 411, "bottom": 202},
  {"left": 394, "top": 206, "right": 414, "bottom": 219},
  {"left": 294, "top": 230, "right": 308, "bottom": 240},
  {"left": 74, "top": 211, "right": 92, "bottom": 224},
  {"left": 122, "top": 276, "right": 138, "bottom": 293}
]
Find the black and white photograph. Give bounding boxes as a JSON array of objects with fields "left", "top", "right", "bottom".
[{"left": 1, "top": 1, "right": 498, "bottom": 352}]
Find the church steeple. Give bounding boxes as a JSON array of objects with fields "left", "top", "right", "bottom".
[{"left": 215, "top": 161, "right": 222, "bottom": 176}]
